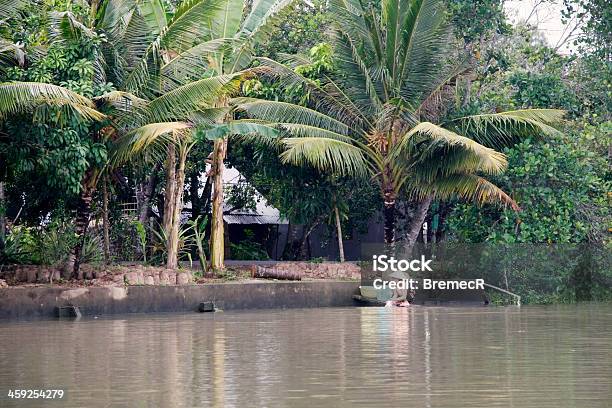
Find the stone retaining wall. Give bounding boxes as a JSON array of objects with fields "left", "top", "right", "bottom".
[
  {"left": 0, "top": 264, "right": 194, "bottom": 286},
  {"left": 0, "top": 262, "right": 361, "bottom": 286},
  {"left": 0, "top": 281, "right": 361, "bottom": 319}
]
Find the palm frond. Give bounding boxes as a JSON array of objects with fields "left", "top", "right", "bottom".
[
  {"left": 229, "top": 0, "right": 294, "bottom": 72},
  {"left": 139, "top": 0, "right": 167, "bottom": 36},
  {"left": 94, "top": 90, "right": 147, "bottom": 106},
  {"left": 396, "top": 0, "right": 451, "bottom": 105},
  {"left": 280, "top": 137, "right": 370, "bottom": 177},
  {"left": 120, "top": 0, "right": 226, "bottom": 94},
  {"left": 208, "top": 0, "right": 243, "bottom": 39},
  {"left": 450, "top": 109, "right": 565, "bottom": 149},
  {"left": 0, "top": 82, "right": 103, "bottom": 121},
  {"left": 406, "top": 173, "right": 519, "bottom": 211},
  {"left": 277, "top": 123, "right": 357, "bottom": 143},
  {"left": 112, "top": 121, "right": 192, "bottom": 165},
  {"left": 163, "top": 0, "right": 226, "bottom": 51},
  {"left": 127, "top": 73, "right": 244, "bottom": 127},
  {"left": 0, "top": 40, "right": 25, "bottom": 67},
  {"left": 232, "top": 97, "right": 350, "bottom": 135},
  {"left": 97, "top": 0, "right": 138, "bottom": 32},
  {"left": 189, "top": 106, "right": 233, "bottom": 125},
  {"left": 254, "top": 57, "right": 370, "bottom": 130},
  {"left": 395, "top": 121, "right": 508, "bottom": 174},
  {"left": 49, "top": 11, "right": 97, "bottom": 42},
  {"left": 161, "top": 38, "right": 234, "bottom": 90},
  {"left": 0, "top": 0, "right": 24, "bottom": 20},
  {"left": 201, "top": 121, "right": 279, "bottom": 141}
]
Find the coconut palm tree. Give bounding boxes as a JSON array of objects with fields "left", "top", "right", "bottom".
[
  {"left": 233, "top": 0, "right": 565, "bottom": 247},
  {"left": 104, "top": 0, "right": 289, "bottom": 270},
  {"left": 109, "top": 0, "right": 293, "bottom": 270}
]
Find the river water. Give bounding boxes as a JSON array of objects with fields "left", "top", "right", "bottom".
[{"left": 0, "top": 303, "right": 611, "bottom": 407}]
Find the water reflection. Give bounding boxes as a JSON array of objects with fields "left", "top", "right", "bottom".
[{"left": 0, "top": 303, "right": 611, "bottom": 407}]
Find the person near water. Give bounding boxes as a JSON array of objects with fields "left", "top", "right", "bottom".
[{"left": 386, "top": 271, "right": 411, "bottom": 307}]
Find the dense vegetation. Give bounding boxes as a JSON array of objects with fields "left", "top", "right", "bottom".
[{"left": 0, "top": 0, "right": 609, "bottom": 302}]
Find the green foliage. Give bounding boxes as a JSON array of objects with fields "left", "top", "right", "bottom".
[
  {"left": 81, "top": 233, "right": 104, "bottom": 265},
  {"left": 254, "top": 0, "right": 330, "bottom": 58},
  {"left": 0, "top": 218, "right": 105, "bottom": 266},
  {"left": 1, "top": 12, "right": 114, "bottom": 198},
  {"left": 447, "top": 130, "right": 610, "bottom": 244},
  {"left": 507, "top": 70, "right": 581, "bottom": 114},
  {"left": 447, "top": 0, "right": 507, "bottom": 43},
  {"left": 37, "top": 220, "right": 77, "bottom": 265},
  {"left": 150, "top": 221, "right": 194, "bottom": 266},
  {"left": 187, "top": 215, "right": 208, "bottom": 276},
  {"left": 563, "top": 0, "right": 611, "bottom": 61},
  {"left": 229, "top": 230, "right": 270, "bottom": 260},
  {"left": 0, "top": 226, "right": 38, "bottom": 265},
  {"left": 132, "top": 220, "right": 148, "bottom": 263}
]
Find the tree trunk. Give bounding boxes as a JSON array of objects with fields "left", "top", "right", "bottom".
[
  {"left": 435, "top": 202, "right": 451, "bottom": 243},
  {"left": 164, "top": 143, "right": 178, "bottom": 269},
  {"left": 72, "top": 176, "right": 97, "bottom": 279},
  {"left": 253, "top": 266, "right": 301, "bottom": 280},
  {"left": 383, "top": 199, "right": 396, "bottom": 245},
  {"left": 210, "top": 138, "right": 226, "bottom": 271},
  {"left": 0, "top": 181, "right": 6, "bottom": 246},
  {"left": 137, "top": 164, "right": 158, "bottom": 225},
  {"left": 200, "top": 175, "right": 213, "bottom": 215},
  {"left": 299, "top": 221, "right": 320, "bottom": 260},
  {"left": 168, "top": 144, "right": 188, "bottom": 270},
  {"left": 281, "top": 222, "right": 299, "bottom": 260},
  {"left": 334, "top": 204, "right": 345, "bottom": 262},
  {"left": 404, "top": 195, "right": 433, "bottom": 254},
  {"left": 102, "top": 175, "right": 110, "bottom": 264}
]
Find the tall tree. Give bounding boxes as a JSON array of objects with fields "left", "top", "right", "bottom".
[
  {"left": 237, "top": 0, "right": 564, "bottom": 247},
  {"left": 110, "top": 0, "right": 294, "bottom": 270}
]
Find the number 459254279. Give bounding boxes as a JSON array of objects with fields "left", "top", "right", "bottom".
[{"left": 7, "top": 389, "right": 65, "bottom": 399}]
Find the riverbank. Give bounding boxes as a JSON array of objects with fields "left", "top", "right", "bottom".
[{"left": 0, "top": 280, "right": 361, "bottom": 319}]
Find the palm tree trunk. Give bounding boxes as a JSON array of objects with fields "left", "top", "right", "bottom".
[
  {"left": 334, "top": 204, "right": 345, "bottom": 262},
  {"left": 168, "top": 144, "right": 188, "bottom": 270},
  {"left": 383, "top": 199, "right": 396, "bottom": 244},
  {"left": 164, "top": 143, "right": 178, "bottom": 269},
  {"left": 102, "top": 175, "right": 110, "bottom": 264},
  {"left": 72, "top": 176, "right": 97, "bottom": 279},
  {"left": 404, "top": 195, "right": 433, "bottom": 254},
  {"left": 210, "top": 138, "right": 226, "bottom": 271}
]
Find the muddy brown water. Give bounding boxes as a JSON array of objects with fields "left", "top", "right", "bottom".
[{"left": 0, "top": 303, "right": 611, "bottom": 407}]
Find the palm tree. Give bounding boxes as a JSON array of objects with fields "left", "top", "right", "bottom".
[
  {"left": 98, "top": 0, "right": 294, "bottom": 271},
  {"left": 110, "top": 0, "right": 292, "bottom": 270},
  {"left": 234, "top": 0, "right": 564, "bottom": 247}
]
